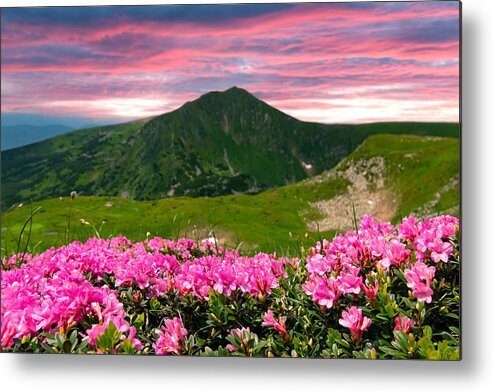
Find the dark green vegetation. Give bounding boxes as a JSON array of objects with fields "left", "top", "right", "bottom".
[
  {"left": 1, "top": 87, "right": 459, "bottom": 210},
  {"left": 2, "top": 133, "right": 459, "bottom": 256}
]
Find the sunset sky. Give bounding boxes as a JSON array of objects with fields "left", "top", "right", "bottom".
[{"left": 1, "top": 2, "right": 460, "bottom": 125}]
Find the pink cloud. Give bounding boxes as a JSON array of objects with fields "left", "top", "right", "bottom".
[{"left": 1, "top": 2, "right": 460, "bottom": 123}]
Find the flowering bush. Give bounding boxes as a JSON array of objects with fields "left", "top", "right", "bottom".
[{"left": 1, "top": 215, "right": 460, "bottom": 359}]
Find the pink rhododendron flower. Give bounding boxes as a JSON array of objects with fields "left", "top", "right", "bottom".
[
  {"left": 371, "top": 238, "right": 410, "bottom": 269},
  {"left": 384, "top": 240, "right": 411, "bottom": 268},
  {"left": 398, "top": 216, "right": 419, "bottom": 241},
  {"left": 173, "top": 252, "right": 286, "bottom": 300},
  {"left": 339, "top": 306, "right": 371, "bottom": 343},
  {"left": 85, "top": 324, "right": 108, "bottom": 347},
  {"left": 404, "top": 261, "right": 436, "bottom": 303},
  {"left": 304, "top": 276, "right": 342, "bottom": 309},
  {"left": 127, "top": 326, "right": 143, "bottom": 350},
  {"left": 359, "top": 214, "right": 394, "bottom": 236},
  {"left": 1, "top": 322, "right": 18, "bottom": 348},
  {"left": 2, "top": 253, "right": 33, "bottom": 269},
  {"left": 85, "top": 313, "right": 142, "bottom": 351},
  {"left": 225, "top": 344, "right": 238, "bottom": 352},
  {"left": 432, "top": 215, "right": 459, "bottom": 238},
  {"left": 153, "top": 317, "right": 187, "bottom": 355},
  {"left": 263, "top": 309, "right": 287, "bottom": 337},
  {"left": 1, "top": 214, "right": 459, "bottom": 352},
  {"left": 337, "top": 269, "right": 363, "bottom": 295},
  {"left": 306, "top": 253, "right": 334, "bottom": 276},
  {"left": 361, "top": 277, "right": 380, "bottom": 304},
  {"left": 428, "top": 237, "right": 453, "bottom": 263},
  {"left": 411, "top": 216, "right": 457, "bottom": 263},
  {"left": 226, "top": 327, "right": 251, "bottom": 352},
  {"left": 370, "top": 236, "right": 387, "bottom": 259},
  {"left": 394, "top": 316, "right": 415, "bottom": 334}
]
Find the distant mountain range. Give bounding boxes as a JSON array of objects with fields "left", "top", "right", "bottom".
[
  {"left": 1, "top": 87, "right": 459, "bottom": 209},
  {"left": 1, "top": 124, "right": 74, "bottom": 150},
  {"left": 1, "top": 113, "right": 115, "bottom": 150}
]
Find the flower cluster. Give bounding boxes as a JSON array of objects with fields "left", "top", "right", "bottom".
[
  {"left": 226, "top": 327, "right": 251, "bottom": 352},
  {"left": 339, "top": 306, "right": 372, "bottom": 343},
  {"left": 262, "top": 309, "right": 287, "bottom": 338},
  {"left": 1, "top": 235, "right": 286, "bottom": 350},
  {"left": 1, "top": 214, "right": 459, "bottom": 358},
  {"left": 1, "top": 259, "right": 141, "bottom": 349},
  {"left": 153, "top": 317, "right": 187, "bottom": 355},
  {"left": 394, "top": 315, "right": 415, "bottom": 334},
  {"left": 303, "top": 215, "right": 458, "bottom": 308},
  {"left": 404, "top": 261, "right": 436, "bottom": 303},
  {"left": 174, "top": 251, "right": 286, "bottom": 299},
  {"left": 398, "top": 215, "right": 458, "bottom": 263}
]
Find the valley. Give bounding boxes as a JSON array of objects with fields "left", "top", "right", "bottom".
[{"left": 1, "top": 128, "right": 459, "bottom": 255}]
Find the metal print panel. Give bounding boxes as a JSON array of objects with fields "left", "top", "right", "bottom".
[{"left": 0, "top": 1, "right": 461, "bottom": 358}]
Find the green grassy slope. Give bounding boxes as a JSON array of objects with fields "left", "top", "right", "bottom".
[
  {"left": 340, "top": 134, "right": 460, "bottom": 219},
  {"left": 1, "top": 119, "right": 149, "bottom": 208},
  {"left": 0, "top": 175, "right": 349, "bottom": 257},
  {"left": 1, "top": 134, "right": 459, "bottom": 257},
  {"left": 1, "top": 87, "right": 459, "bottom": 209}
]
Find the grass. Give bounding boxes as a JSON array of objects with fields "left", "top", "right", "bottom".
[
  {"left": 1, "top": 175, "right": 348, "bottom": 257},
  {"left": 1, "top": 134, "right": 459, "bottom": 258}
]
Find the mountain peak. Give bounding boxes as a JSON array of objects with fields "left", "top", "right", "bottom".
[
  {"left": 174, "top": 85, "right": 301, "bottom": 125},
  {"left": 224, "top": 86, "right": 249, "bottom": 94},
  {"left": 194, "top": 86, "right": 259, "bottom": 103}
]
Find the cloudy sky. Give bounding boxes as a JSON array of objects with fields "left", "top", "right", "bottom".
[{"left": 1, "top": 2, "right": 460, "bottom": 124}]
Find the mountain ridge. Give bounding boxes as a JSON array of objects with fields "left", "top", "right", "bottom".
[{"left": 1, "top": 87, "right": 459, "bottom": 209}]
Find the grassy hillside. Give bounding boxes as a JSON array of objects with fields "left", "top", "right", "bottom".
[
  {"left": 1, "top": 134, "right": 459, "bottom": 257},
  {"left": 1, "top": 119, "right": 149, "bottom": 208},
  {"left": 342, "top": 133, "right": 459, "bottom": 218},
  {"left": 0, "top": 176, "right": 349, "bottom": 257},
  {"left": 1, "top": 87, "right": 459, "bottom": 209}
]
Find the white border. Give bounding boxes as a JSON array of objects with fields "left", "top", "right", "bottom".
[{"left": 1, "top": 0, "right": 492, "bottom": 391}]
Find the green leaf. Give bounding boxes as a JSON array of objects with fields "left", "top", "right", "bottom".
[
  {"left": 352, "top": 351, "right": 365, "bottom": 359},
  {"left": 150, "top": 297, "right": 161, "bottom": 310},
  {"left": 449, "top": 326, "right": 460, "bottom": 335},
  {"left": 423, "top": 325, "right": 433, "bottom": 340},
  {"left": 393, "top": 330, "right": 410, "bottom": 352},
  {"left": 96, "top": 321, "right": 122, "bottom": 352},
  {"left": 55, "top": 332, "right": 64, "bottom": 348},
  {"left": 417, "top": 336, "right": 436, "bottom": 359},
  {"left": 77, "top": 338, "right": 89, "bottom": 353},
  {"left": 380, "top": 346, "right": 407, "bottom": 359},
  {"left": 256, "top": 340, "right": 267, "bottom": 350},
  {"left": 41, "top": 343, "right": 56, "bottom": 353},
  {"left": 338, "top": 336, "right": 351, "bottom": 349},
  {"left": 120, "top": 339, "right": 136, "bottom": 354},
  {"left": 69, "top": 330, "right": 78, "bottom": 345},
  {"left": 393, "top": 268, "right": 407, "bottom": 283},
  {"left": 62, "top": 339, "right": 73, "bottom": 353},
  {"left": 385, "top": 304, "right": 397, "bottom": 317}
]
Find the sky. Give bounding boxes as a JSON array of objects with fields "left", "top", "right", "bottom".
[{"left": 1, "top": 1, "right": 460, "bottom": 125}]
